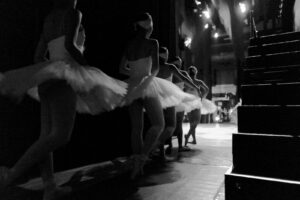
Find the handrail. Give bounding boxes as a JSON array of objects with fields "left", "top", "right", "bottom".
[{"left": 249, "top": 9, "right": 258, "bottom": 39}]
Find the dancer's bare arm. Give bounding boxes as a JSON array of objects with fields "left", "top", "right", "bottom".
[
  {"left": 64, "top": 9, "right": 87, "bottom": 65},
  {"left": 171, "top": 65, "right": 199, "bottom": 90},
  {"left": 194, "top": 78, "right": 209, "bottom": 98},
  {"left": 149, "top": 39, "right": 159, "bottom": 76}
]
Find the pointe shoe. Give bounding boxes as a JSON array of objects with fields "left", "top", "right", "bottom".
[
  {"left": 178, "top": 146, "right": 191, "bottom": 152},
  {"left": 130, "top": 154, "right": 147, "bottom": 179},
  {"left": 43, "top": 186, "right": 72, "bottom": 200}
]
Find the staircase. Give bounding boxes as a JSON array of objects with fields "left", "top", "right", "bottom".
[{"left": 225, "top": 31, "right": 300, "bottom": 199}]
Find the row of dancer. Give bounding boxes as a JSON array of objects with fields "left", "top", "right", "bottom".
[
  {"left": 154, "top": 47, "right": 206, "bottom": 159},
  {"left": 156, "top": 49, "right": 217, "bottom": 156},
  {"left": 0, "top": 2, "right": 209, "bottom": 200},
  {"left": 118, "top": 14, "right": 202, "bottom": 175}
]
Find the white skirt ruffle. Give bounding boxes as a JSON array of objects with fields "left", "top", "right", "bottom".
[
  {"left": 175, "top": 98, "right": 202, "bottom": 113},
  {"left": 200, "top": 98, "right": 217, "bottom": 114},
  {"left": 0, "top": 61, "right": 66, "bottom": 97},
  {"left": 175, "top": 98, "right": 216, "bottom": 114},
  {"left": 0, "top": 61, "right": 128, "bottom": 115},
  {"left": 123, "top": 75, "right": 199, "bottom": 108}
]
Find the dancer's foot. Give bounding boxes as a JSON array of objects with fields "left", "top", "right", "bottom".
[
  {"left": 130, "top": 154, "right": 147, "bottom": 179},
  {"left": 0, "top": 167, "right": 11, "bottom": 190},
  {"left": 184, "top": 134, "right": 189, "bottom": 146},
  {"left": 191, "top": 140, "right": 197, "bottom": 145},
  {"left": 43, "top": 185, "right": 72, "bottom": 200},
  {"left": 178, "top": 146, "right": 191, "bottom": 152}
]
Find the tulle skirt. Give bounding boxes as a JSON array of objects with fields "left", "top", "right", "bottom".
[
  {"left": 175, "top": 98, "right": 202, "bottom": 113},
  {"left": 201, "top": 98, "right": 217, "bottom": 114},
  {"left": 122, "top": 75, "right": 199, "bottom": 108},
  {"left": 0, "top": 61, "right": 65, "bottom": 97},
  {"left": 0, "top": 61, "right": 127, "bottom": 115},
  {"left": 175, "top": 98, "right": 217, "bottom": 114}
]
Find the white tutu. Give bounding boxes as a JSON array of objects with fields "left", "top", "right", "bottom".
[
  {"left": 0, "top": 61, "right": 128, "bottom": 115},
  {"left": 122, "top": 75, "right": 199, "bottom": 108},
  {"left": 175, "top": 97, "right": 202, "bottom": 113},
  {"left": 32, "top": 64, "right": 127, "bottom": 114},
  {"left": 201, "top": 98, "right": 217, "bottom": 114},
  {"left": 0, "top": 61, "right": 67, "bottom": 97}
]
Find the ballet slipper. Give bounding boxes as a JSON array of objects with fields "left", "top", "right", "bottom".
[
  {"left": 178, "top": 146, "right": 191, "bottom": 152},
  {"left": 130, "top": 154, "right": 147, "bottom": 179},
  {"left": 43, "top": 186, "right": 72, "bottom": 200}
]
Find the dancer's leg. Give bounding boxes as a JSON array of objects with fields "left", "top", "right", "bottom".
[
  {"left": 128, "top": 99, "right": 144, "bottom": 155},
  {"left": 175, "top": 111, "right": 185, "bottom": 150},
  {"left": 143, "top": 97, "right": 165, "bottom": 156},
  {"left": 38, "top": 90, "right": 55, "bottom": 188},
  {"left": 185, "top": 109, "right": 200, "bottom": 146},
  {"left": 1, "top": 81, "right": 76, "bottom": 187},
  {"left": 157, "top": 107, "right": 175, "bottom": 158},
  {"left": 190, "top": 109, "right": 200, "bottom": 144},
  {"left": 38, "top": 83, "right": 74, "bottom": 200}
]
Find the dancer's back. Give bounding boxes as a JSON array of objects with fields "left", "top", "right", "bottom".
[
  {"left": 127, "top": 57, "right": 152, "bottom": 78},
  {"left": 43, "top": 9, "right": 78, "bottom": 61},
  {"left": 125, "top": 38, "right": 155, "bottom": 78}
]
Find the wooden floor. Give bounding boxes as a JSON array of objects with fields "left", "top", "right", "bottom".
[{"left": 2, "top": 123, "right": 235, "bottom": 200}]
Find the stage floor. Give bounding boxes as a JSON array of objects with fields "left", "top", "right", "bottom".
[
  {"left": 4, "top": 122, "right": 236, "bottom": 200},
  {"left": 126, "top": 122, "right": 236, "bottom": 200}
]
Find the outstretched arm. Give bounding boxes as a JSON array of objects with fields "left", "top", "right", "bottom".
[
  {"left": 149, "top": 39, "right": 159, "bottom": 76},
  {"left": 64, "top": 9, "right": 87, "bottom": 65},
  {"left": 194, "top": 78, "right": 209, "bottom": 98},
  {"left": 171, "top": 65, "right": 199, "bottom": 90}
]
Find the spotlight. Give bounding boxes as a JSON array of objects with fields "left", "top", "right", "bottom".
[
  {"left": 203, "top": 10, "right": 210, "bottom": 19},
  {"left": 213, "top": 32, "right": 219, "bottom": 38},
  {"left": 204, "top": 24, "right": 209, "bottom": 29},
  {"left": 239, "top": 2, "right": 247, "bottom": 13},
  {"left": 184, "top": 37, "right": 192, "bottom": 48},
  {"left": 195, "top": 0, "right": 201, "bottom": 6}
]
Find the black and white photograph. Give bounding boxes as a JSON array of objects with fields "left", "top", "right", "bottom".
[{"left": 0, "top": 0, "right": 299, "bottom": 199}]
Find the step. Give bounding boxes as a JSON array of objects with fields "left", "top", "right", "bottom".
[
  {"left": 232, "top": 133, "right": 300, "bottom": 181},
  {"left": 225, "top": 167, "right": 300, "bottom": 200},
  {"left": 238, "top": 105, "right": 300, "bottom": 135},
  {"left": 246, "top": 51, "right": 300, "bottom": 68},
  {"left": 241, "top": 82, "right": 300, "bottom": 105},
  {"left": 211, "top": 42, "right": 234, "bottom": 55},
  {"left": 242, "top": 65, "right": 300, "bottom": 84},
  {"left": 248, "top": 40, "right": 300, "bottom": 56},
  {"left": 242, "top": 69, "right": 300, "bottom": 84},
  {"left": 250, "top": 31, "right": 300, "bottom": 46}
]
